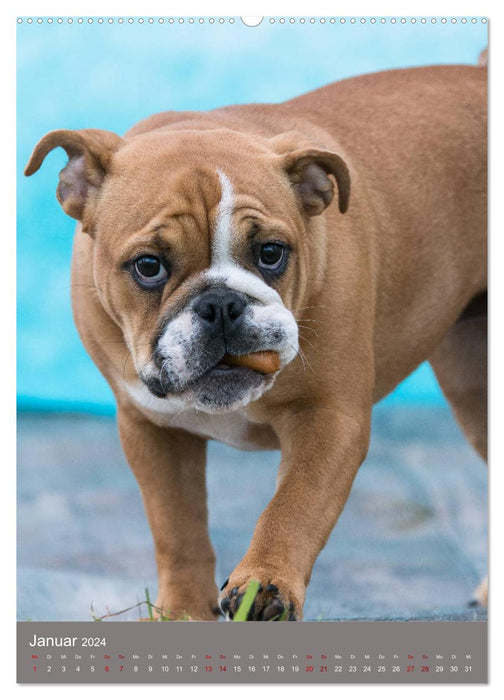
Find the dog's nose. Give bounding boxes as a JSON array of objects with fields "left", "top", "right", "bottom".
[{"left": 194, "top": 289, "right": 247, "bottom": 328}]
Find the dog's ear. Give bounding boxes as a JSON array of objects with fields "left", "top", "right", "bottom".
[
  {"left": 271, "top": 132, "right": 350, "bottom": 216},
  {"left": 24, "top": 129, "right": 123, "bottom": 229},
  {"left": 281, "top": 147, "right": 351, "bottom": 216}
]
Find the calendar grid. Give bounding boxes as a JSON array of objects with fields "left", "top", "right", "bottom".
[{"left": 18, "top": 621, "right": 487, "bottom": 683}]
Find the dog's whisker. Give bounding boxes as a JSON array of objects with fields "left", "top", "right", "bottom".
[
  {"left": 297, "top": 324, "right": 319, "bottom": 337},
  {"left": 295, "top": 318, "right": 327, "bottom": 325},
  {"left": 294, "top": 346, "right": 306, "bottom": 372},
  {"left": 289, "top": 342, "right": 314, "bottom": 375},
  {"left": 292, "top": 304, "right": 327, "bottom": 312},
  {"left": 294, "top": 342, "right": 316, "bottom": 375},
  {"left": 297, "top": 347, "right": 310, "bottom": 373},
  {"left": 299, "top": 347, "right": 316, "bottom": 375},
  {"left": 168, "top": 404, "right": 188, "bottom": 426},
  {"left": 298, "top": 334, "right": 317, "bottom": 352}
]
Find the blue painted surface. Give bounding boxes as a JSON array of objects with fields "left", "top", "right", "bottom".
[{"left": 17, "top": 18, "right": 487, "bottom": 412}]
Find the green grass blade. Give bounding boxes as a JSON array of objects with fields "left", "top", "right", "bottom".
[
  {"left": 145, "top": 587, "right": 154, "bottom": 621},
  {"left": 233, "top": 580, "right": 260, "bottom": 621}
]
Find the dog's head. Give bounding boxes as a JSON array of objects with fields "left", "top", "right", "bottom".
[{"left": 25, "top": 126, "right": 350, "bottom": 413}]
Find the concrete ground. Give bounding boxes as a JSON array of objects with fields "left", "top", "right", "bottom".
[{"left": 17, "top": 405, "right": 487, "bottom": 622}]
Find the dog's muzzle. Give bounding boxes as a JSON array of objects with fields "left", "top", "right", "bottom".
[{"left": 141, "top": 284, "right": 298, "bottom": 411}]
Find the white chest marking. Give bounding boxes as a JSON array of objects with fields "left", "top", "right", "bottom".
[{"left": 125, "top": 381, "right": 260, "bottom": 449}]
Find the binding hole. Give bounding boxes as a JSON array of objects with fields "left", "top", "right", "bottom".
[{"left": 241, "top": 16, "right": 263, "bottom": 27}]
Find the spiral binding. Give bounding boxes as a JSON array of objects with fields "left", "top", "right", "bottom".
[{"left": 17, "top": 17, "right": 488, "bottom": 26}]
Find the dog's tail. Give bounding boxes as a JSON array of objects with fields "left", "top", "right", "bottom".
[{"left": 478, "top": 47, "right": 488, "bottom": 67}]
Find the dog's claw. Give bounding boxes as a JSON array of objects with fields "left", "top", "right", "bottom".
[{"left": 220, "top": 597, "right": 231, "bottom": 615}]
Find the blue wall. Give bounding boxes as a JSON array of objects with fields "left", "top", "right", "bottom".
[{"left": 17, "top": 17, "right": 487, "bottom": 413}]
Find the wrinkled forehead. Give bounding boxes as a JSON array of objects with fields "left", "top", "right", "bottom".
[
  {"left": 95, "top": 130, "right": 296, "bottom": 239},
  {"left": 96, "top": 160, "right": 219, "bottom": 240}
]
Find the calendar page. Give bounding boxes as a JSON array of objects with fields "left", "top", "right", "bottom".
[{"left": 17, "top": 13, "right": 488, "bottom": 684}]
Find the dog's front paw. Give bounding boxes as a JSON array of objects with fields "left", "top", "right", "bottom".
[{"left": 219, "top": 574, "right": 302, "bottom": 621}]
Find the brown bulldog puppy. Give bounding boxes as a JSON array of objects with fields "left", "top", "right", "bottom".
[{"left": 25, "top": 62, "right": 487, "bottom": 621}]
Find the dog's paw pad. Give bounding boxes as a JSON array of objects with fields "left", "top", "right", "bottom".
[{"left": 219, "top": 579, "right": 300, "bottom": 621}]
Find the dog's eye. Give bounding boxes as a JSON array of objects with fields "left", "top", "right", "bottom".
[
  {"left": 133, "top": 256, "right": 169, "bottom": 288},
  {"left": 258, "top": 243, "right": 286, "bottom": 270}
]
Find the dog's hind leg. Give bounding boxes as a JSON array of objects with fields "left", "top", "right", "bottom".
[{"left": 429, "top": 291, "right": 487, "bottom": 606}]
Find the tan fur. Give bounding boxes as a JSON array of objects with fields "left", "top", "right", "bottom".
[{"left": 26, "top": 63, "right": 487, "bottom": 620}]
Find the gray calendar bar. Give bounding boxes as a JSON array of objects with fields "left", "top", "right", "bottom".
[{"left": 17, "top": 620, "right": 487, "bottom": 683}]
